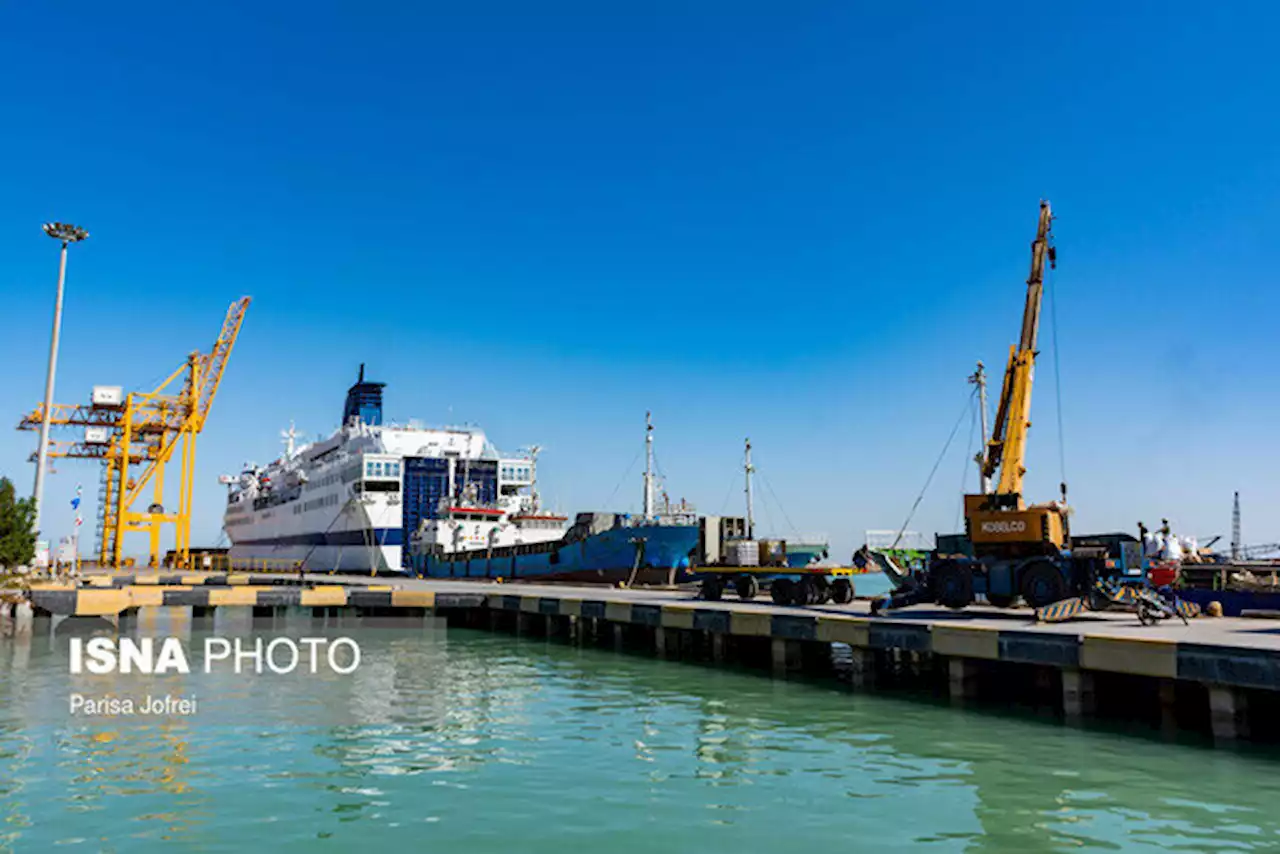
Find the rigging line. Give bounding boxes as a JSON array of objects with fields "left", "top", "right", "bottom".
[
  {"left": 955, "top": 395, "right": 978, "bottom": 533},
  {"left": 602, "top": 447, "right": 643, "bottom": 510},
  {"left": 718, "top": 470, "right": 738, "bottom": 516},
  {"left": 1048, "top": 262, "right": 1068, "bottom": 492},
  {"left": 758, "top": 470, "right": 800, "bottom": 538},
  {"left": 891, "top": 387, "right": 977, "bottom": 550}
]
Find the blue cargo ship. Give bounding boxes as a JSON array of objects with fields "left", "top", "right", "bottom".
[
  {"left": 409, "top": 509, "right": 700, "bottom": 583},
  {"left": 407, "top": 412, "right": 702, "bottom": 584}
]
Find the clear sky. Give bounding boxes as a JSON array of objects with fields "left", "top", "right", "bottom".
[{"left": 1, "top": 1, "right": 1277, "bottom": 563}]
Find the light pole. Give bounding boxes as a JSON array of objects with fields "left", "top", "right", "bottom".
[{"left": 32, "top": 222, "right": 88, "bottom": 539}]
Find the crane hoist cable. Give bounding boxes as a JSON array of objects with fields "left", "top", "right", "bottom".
[
  {"left": 759, "top": 470, "right": 801, "bottom": 539},
  {"left": 602, "top": 447, "right": 644, "bottom": 511},
  {"left": 955, "top": 395, "right": 979, "bottom": 532},
  {"left": 1048, "top": 261, "right": 1068, "bottom": 496},
  {"left": 891, "top": 387, "right": 977, "bottom": 550}
]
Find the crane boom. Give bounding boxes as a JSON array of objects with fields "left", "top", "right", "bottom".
[
  {"left": 192, "top": 297, "right": 250, "bottom": 432},
  {"left": 981, "top": 200, "right": 1055, "bottom": 500}
]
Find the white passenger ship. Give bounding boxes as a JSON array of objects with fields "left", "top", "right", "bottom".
[{"left": 222, "top": 366, "right": 565, "bottom": 572}]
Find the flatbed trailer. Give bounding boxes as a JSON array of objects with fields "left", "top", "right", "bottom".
[{"left": 694, "top": 565, "right": 868, "bottom": 605}]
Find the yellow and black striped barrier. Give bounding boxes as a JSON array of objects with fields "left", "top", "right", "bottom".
[{"left": 27, "top": 584, "right": 484, "bottom": 617}]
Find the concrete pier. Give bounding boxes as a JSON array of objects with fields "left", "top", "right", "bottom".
[{"left": 24, "top": 572, "right": 1280, "bottom": 746}]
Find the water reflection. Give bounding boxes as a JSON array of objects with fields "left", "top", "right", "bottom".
[{"left": 0, "top": 622, "right": 1278, "bottom": 851}]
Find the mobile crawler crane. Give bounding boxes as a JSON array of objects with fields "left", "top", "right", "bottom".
[{"left": 874, "top": 201, "right": 1112, "bottom": 613}]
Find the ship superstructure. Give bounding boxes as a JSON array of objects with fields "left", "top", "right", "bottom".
[{"left": 222, "top": 366, "right": 561, "bottom": 572}]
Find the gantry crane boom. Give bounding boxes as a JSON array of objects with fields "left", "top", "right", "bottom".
[
  {"left": 981, "top": 200, "right": 1055, "bottom": 501},
  {"left": 17, "top": 297, "right": 250, "bottom": 568},
  {"left": 192, "top": 297, "right": 249, "bottom": 432}
]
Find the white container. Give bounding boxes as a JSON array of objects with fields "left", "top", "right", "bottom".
[
  {"left": 84, "top": 426, "right": 109, "bottom": 444},
  {"left": 92, "top": 385, "right": 124, "bottom": 407}
]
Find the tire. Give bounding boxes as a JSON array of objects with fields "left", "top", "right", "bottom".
[
  {"left": 794, "top": 577, "right": 815, "bottom": 606},
  {"left": 1019, "top": 560, "right": 1068, "bottom": 609},
  {"left": 931, "top": 561, "right": 974, "bottom": 609},
  {"left": 771, "top": 578, "right": 794, "bottom": 605},
  {"left": 735, "top": 574, "right": 759, "bottom": 601},
  {"left": 812, "top": 576, "right": 831, "bottom": 604},
  {"left": 986, "top": 593, "right": 1017, "bottom": 608},
  {"left": 702, "top": 576, "right": 723, "bottom": 601},
  {"left": 831, "top": 578, "right": 855, "bottom": 605}
]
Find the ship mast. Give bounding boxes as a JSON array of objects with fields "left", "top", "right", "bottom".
[
  {"left": 281, "top": 421, "right": 298, "bottom": 460},
  {"left": 968, "top": 363, "right": 990, "bottom": 494},
  {"left": 744, "top": 437, "right": 755, "bottom": 539},
  {"left": 528, "top": 444, "right": 542, "bottom": 511},
  {"left": 643, "top": 412, "right": 655, "bottom": 519}
]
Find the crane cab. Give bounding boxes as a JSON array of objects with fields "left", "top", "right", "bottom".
[{"left": 963, "top": 493, "right": 1068, "bottom": 555}]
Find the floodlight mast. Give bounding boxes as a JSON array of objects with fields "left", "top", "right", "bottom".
[{"left": 32, "top": 222, "right": 89, "bottom": 539}]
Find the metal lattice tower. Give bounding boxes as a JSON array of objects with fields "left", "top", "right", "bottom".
[{"left": 1232, "top": 491, "right": 1241, "bottom": 562}]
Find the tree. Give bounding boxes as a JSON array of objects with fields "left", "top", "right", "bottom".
[{"left": 0, "top": 478, "right": 36, "bottom": 569}]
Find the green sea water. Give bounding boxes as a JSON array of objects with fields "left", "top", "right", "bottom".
[{"left": 2, "top": 618, "right": 1279, "bottom": 853}]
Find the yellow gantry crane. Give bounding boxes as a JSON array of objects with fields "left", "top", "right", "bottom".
[{"left": 18, "top": 297, "right": 250, "bottom": 569}]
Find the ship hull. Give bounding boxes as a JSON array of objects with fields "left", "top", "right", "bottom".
[
  {"left": 783, "top": 542, "right": 830, "bottom": 568},
  {"left": 410, "top": 522, "right": 700, "bottom": 584}
]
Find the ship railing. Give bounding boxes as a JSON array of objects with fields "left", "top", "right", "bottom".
[
  {"left": 226, "top": 558, "right": 306, "bottom": 574},
  {"left": 779, "top": 533, "right": 829, "bottom": 545}
]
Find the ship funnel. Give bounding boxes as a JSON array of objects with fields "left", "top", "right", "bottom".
[{"left": 344, "top": 365, "right": 385, "bottom": 427}]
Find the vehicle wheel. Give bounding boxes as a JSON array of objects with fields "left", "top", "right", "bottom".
[
  {"left": 831, "top": 578, "right": 855, "bottom": 604},
  {"left": 812, "top": 576, "right": 831, "bottom": 604},
  {"left": 735, "top": 575, "right": 759, "bottom": 601},
  {"left": 1086, "top": 586, "right": 1112, "bottom": 612},
  {"left": 932, "top": 561, "right": 974, "bottom": 609},
  {"left": 793, "top": 577, "right": 814, "bottom": 606},
  {"left": 771, "top": 578, "right": 794, "bottom": 605},
  {"left": 1019, "top": 560, "right": 1068, "bottom": 609},
  {"left": 986, "top": 593, "right": 1017, "bottom": 608},
  {"left": 702, "top": 576, "right": 723, "bottom": 601}
]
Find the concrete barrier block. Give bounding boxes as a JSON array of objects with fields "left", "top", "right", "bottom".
[
  {"left": 391, "top": 590, "right": 434, "bottom": 609},
  {"left": 127, "top": 587, "right": 167, "bottom": 608},
  {"left": 301, "top": 586, "right": 348, "bottom": 607},
  {"left": 816, "top": 617, "right": 870, "bottom": 647},
  {"left": 731, "top": 612, "right": 772, "bottom": 637},
  {"left": 209, "top": 588, "right": 261, "bottom": 607},
  {"left": 75, "top": 589, "right": 132, "bottom": 616},
  {"left": 1081, "top": 636, "right": 1177, "bottom": 678},
  {"left": 933, "top": 626, "right": 1000, "bottom": 660},
  {"left": 661, "top": 606, "right": 696, "bottom": 630}
]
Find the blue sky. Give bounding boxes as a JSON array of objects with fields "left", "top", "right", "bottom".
[{"left": 1, "top": 1, "right": 1277, "bottom": 562}]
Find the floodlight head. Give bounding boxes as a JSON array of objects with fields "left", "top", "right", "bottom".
[{"left": 42, "top": 222, "right": 89, "bottom": 243}]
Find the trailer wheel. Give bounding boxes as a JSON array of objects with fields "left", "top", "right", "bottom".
[
  {"left": 701, "top": 576, "right": 723, "bottom": 601},
  {"left": 771, "top": 578, "right": 794, "bottom": 605},
  {"left": 735, "top": 575, "right": 759, "bottom": 600},
  {"left": 795, "top": 577, "right": 817, "bottom": 606},
  {"left": 812, "top": 576, "right": 831, "bottom": 604},
  {"left": 986, "top": 593, "right": 1017, "bottom": 608},
  {"left": 831, "top": 578, "right": 855, "bottom": 604},
  {"left": 932, "top": 561, "right": 974, "bottom": 609},
  {"left": 1019, "top": 561, "right": 1067, "bottom": 609}
]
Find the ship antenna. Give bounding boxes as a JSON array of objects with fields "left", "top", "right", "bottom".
[
  {"left": 358, "top": 363, "right": 365, "bottom": 383},
  {"left": 643, "top": 412, "right": 655, "bottom": 520},
  {"left": 744, "top": 437, "right": 755, "bottom": 540}
]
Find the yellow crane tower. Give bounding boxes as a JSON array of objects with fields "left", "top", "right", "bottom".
[{"left": 18, "top": 297, "right": 250, "bottom": 569}]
